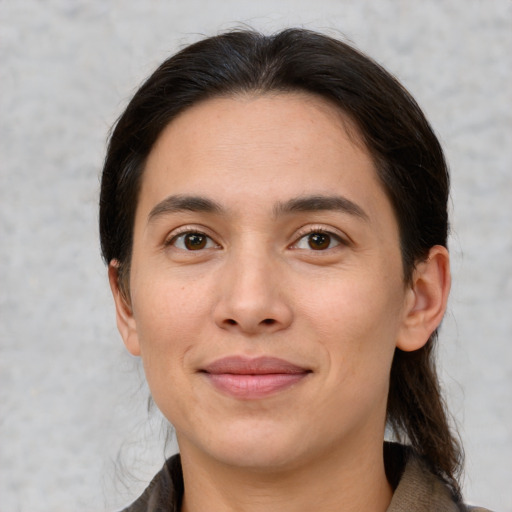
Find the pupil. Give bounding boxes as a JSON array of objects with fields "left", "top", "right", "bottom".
[
  {"left": 308, "top": 233, "right": 330, "bottom": 250},
  {"left": 185, "top": 233, "right": 206, "bottom": 250}
]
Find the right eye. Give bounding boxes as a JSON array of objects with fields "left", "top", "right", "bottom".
[
  {"left": 293, "top": 231, "right": 342, "bottom": 251},
  {"left": 168, "top": 231, "right": 218, "bottom": 251}
]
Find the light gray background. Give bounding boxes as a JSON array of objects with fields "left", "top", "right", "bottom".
[{"left": 1, "top": 1, "right": 511, "bottom": 511}]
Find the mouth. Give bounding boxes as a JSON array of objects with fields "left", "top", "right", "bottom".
[{"left": 200, "top": 356, "right": 312, "bottom": 399}]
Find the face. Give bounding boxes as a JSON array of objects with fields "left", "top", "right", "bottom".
[{"left": 112, "top": 93, "right": 419, "bottom": 472}]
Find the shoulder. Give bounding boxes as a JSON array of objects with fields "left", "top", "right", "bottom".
[
  {"left": 118, "top": 454, "right": 183, "bottom": 512},
  {"left": 385, "top": 443, "right": 492, "bottom": 512}
]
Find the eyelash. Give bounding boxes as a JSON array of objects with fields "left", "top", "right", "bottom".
[{"left": 164, "top": 226, "right": 348, "bottom": 252}]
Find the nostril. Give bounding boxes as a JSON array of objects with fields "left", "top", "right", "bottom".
[{"left": 221, "top": 318, "right": 280, "bottom": 329}]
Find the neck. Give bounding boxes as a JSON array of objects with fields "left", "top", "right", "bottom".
[{"left": 179, "top": 438, "right": 392, "bottom": 512}]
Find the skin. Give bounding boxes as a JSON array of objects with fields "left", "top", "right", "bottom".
[{"left": 109, "top": 93, "right": 450, "bottom": 512}]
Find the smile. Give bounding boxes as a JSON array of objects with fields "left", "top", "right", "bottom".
[{"left": 201, "top": 356, "right": 311, "bottom": 399}]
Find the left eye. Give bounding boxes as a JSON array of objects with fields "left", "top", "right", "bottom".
[
  {"left": 170, "top": 232, "right": 217, "bottom": 251},
  {"left": 294, "top": 232, "right": 342, "bottom": 250}
]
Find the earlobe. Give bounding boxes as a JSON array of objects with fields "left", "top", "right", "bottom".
[
  {"left": 397, "top": 245, "right": 451, "bottom": 352},
  {"left": 108, "top": 261, "right": 141, "bottom": 356}
]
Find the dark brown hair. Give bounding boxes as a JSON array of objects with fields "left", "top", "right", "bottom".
[{"left": 100, "top": 28, "right": 462, "bottom": 499}]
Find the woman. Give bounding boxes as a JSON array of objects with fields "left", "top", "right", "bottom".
[{"left": 100, "top": 29, "right": 489, "bottom": 511}]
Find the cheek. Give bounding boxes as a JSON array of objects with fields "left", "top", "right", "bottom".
[
  {"left": 130, "top": 276, "right": 215, "bottom": 425},
  {"left": 299, "top": 271, "right": 405, "bottom": 375},
  {"left": 134, "top": 270, "right": 211, "bottom": 328},
  {"left": 130, "top": 274, "right": 213, "bottom": 373},
  {"left": 304, "top": 270, "right": 403, "bottom": 333}
]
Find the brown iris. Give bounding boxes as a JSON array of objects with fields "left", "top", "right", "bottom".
[
  {"left": 184, "top": 233, "right": 207, "bottom": 250},
  {"left": 308, "top": 232, "right": 331, "bottom": 250}
]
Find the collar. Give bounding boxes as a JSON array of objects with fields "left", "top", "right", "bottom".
[{"left": 121, "top": 443, "right": 471, "bottom": 512}]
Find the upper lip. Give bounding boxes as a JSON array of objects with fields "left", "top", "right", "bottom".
[{"left": 202, "top": 356, "right": 310, "bottom": 375}]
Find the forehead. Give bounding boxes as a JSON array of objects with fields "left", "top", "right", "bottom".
[
  {"left": 136, "top": 92, "right": 394, "bottom": 230},
  {"left": 144, "top": 93, "right": 373, "bottom": 183},
  {"left": 164, "top": 91, "right": 366, "bottom": 150}
]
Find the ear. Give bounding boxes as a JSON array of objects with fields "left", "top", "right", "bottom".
[
  {"left": 397, "top": 245, "right": 451, "bottom": 352},
  {"left": 108, "top": 261, "right": 141, "bottom": 356}
]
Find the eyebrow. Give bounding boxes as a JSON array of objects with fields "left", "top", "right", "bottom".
[
  {"left": 148, "top": 194, "right": 223, "bottom": 221},
  {"left": 274, "top": 195, "right": 369, "bottom": 221},
  {"left": 147, "top": 193, "right": 369, "bottom": 223}
]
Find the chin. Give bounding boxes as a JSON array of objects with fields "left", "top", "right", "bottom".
[
  {"left": 180, "top": 419, "right": 308, "bottom": 472},
  {"left": 213, "top": 441, "right": 302, "bottom": 472}
]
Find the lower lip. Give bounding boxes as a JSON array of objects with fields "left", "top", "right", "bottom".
[{"left": 204, "top": 373, "right": 308, "bottom": 399}]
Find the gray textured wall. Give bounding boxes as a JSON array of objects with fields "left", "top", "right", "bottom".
[{"left": 1, "top": 1, "right": 511, "bottom": 511}]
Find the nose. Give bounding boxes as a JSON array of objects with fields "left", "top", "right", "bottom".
[{"left": 213, "top": 249, "right": 293, "bottom": 335}]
